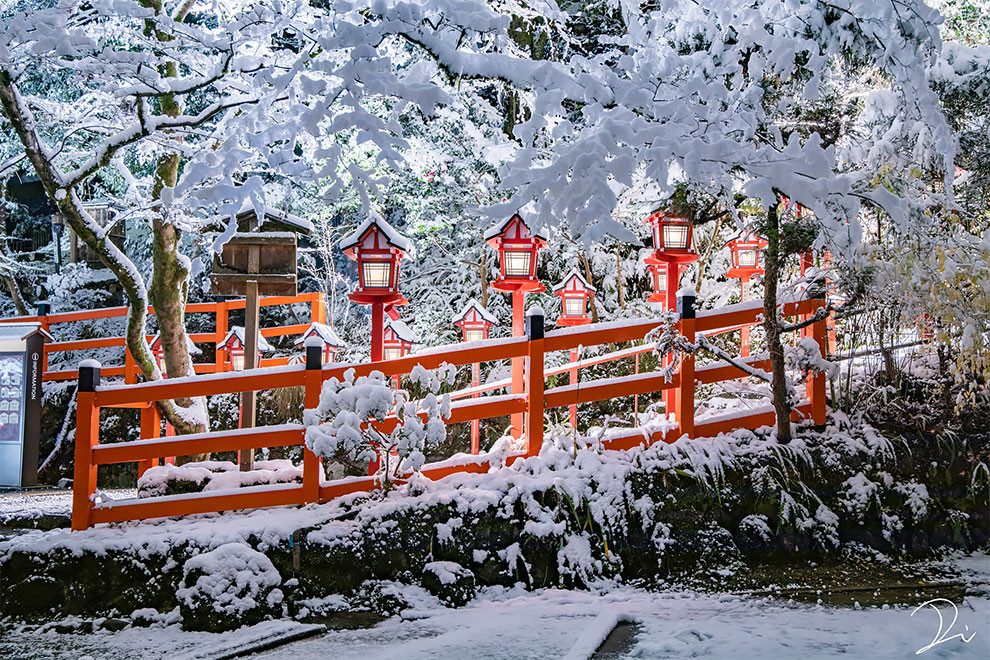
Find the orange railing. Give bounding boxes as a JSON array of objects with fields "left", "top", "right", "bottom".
[
  {"left": 0, "top": 292, "right": 326, "bottom": 382},
  {"left": 70, "top": 292, "right": 828, "bottom": 530}
]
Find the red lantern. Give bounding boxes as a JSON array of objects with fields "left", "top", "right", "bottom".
[
  {"left": 148, "top": 333, "right": 202, "bottom": 377},
  {"left": 293, "top": 322, "right": 345, "bottom": 364},
  {"left": 647, "top": 263, "right": 667, "bottom": 303},
  {"left": 453, "top": 299, "right": 497, "bottom": 343},
  {"left": 217, "top": 326, "right": 272, "bottom": 371},
  {"left": 485, "top": 214, "right": 548, "bottom": 292},
  {"left": 340, "top": 214, "right": 410, "bottom": 306},
  {"left": 383, "top": 319, "right": 418, "bottom": 361},
  {"left": 553, "top": 270, "right": 596, "bottom": 326},
  {"left": 644, "top": 209, "right": 695, "bottom": 259},
  {"left": 726, "top": 232, "right": 768, "bottom": 279}
]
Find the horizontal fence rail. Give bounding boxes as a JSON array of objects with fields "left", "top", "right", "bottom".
[{"left": 69, "top": 293, "right": 829, "bottom": 530}]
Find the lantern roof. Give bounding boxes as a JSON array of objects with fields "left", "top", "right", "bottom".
[
  {"left": 643, "top": 208, "right": 690, "bottom": 224},
  {"left": 148, "top": 333, "right": 202, "bottom": 356},
  {"left": 725, "top": 230, "right": 768, "bottom": 248},
  {"left": 453, "top": 298, "right": 498, "bottom": 327},
  {"left": 339, "top": 211, "right": 414, "bottom": 257},
  {"left": 217, "top": 326, "right": 273, "bottom": 353},
  {"left": 483, "top": 213, "right": 549, "bottom": 245},
  {"left": 293, "top": 323, "right": 345, "bottom": 349},
  {"left": 231, "top": 201, "right": 314, "bottom": 236},
  {"left": 552, "top": 269, "right": 597, "bottom": 295},
  {"left": 384, "top": 319, "right": 419, "bottom": 344}
]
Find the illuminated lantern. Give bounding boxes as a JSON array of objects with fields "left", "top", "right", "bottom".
[
  {"left": 645, "top": 209, "right": 694, "bottom": 255},
  {"left": 553, "top": 270, "right": 596, "bottom": 326},
  {"left": 148, "top": 334, "right": 202, "bottom": 377},
  {"left": 647, "top": 263, "right": 667, "bottom": 303},
  {"left": 485, "top": 214, "right": 548, "bottom": 291},
  {"left": 382, "top": 319, "right": 418, "bottom": 361},
  {"left": 340, "top": 213, "right": 410, "bottom": 304},
  {"left": 453, "top": 299, "right": 497, "bottom": 343},
  {"left": 726, "top": 232, "right": 768, "bottom": 279},
  {"left": 217, "top": 326, "right": 272, "bottom": 371},
  {"left": 293, "top": 323, "right": 345, "bottom": 363}
]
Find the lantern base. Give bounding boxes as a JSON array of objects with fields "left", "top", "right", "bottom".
[
  {"left": 646, "top": 293, "right": 667, "bottom": 303},
  {"left": 348, "top": 291, "right": 408, "bottom": 306},
  {"left": 647, "top": 250, "right": 700, "bottom": 266},
  {"left": 556, "top": 316, "right": 592, "bottom": 327},
  {"left": 491, "top": 278, "right": 546, "bottom": 294},
  {"left": 725, "top": 267, "right": 763, "bottom": 280}
]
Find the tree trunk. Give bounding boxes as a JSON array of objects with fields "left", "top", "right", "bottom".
[
  {"left": 695, "top": 216, "right": 724, "bottom": 292},
  {"left": 614, "top": 247, "right": 625, "bottom": 311},
  {"left": 762, "top": 201, "right": 792, "bottom": 443},
  {"left": 581, "top": 250, "right": 600, "bottom": 322}
]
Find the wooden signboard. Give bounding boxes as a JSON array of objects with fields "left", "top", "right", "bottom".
[{"left": 210, "top": 233, "right": 298, "bottom": 297}]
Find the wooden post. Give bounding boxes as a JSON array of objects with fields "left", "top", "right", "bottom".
[
  {"left": 37, "top": 301, "right": 50, "bottom": 374},
  {"left": 311, "top": 292, "right": 326, "bottom": 324},
  {"left": 676, "top": 291, "right": 696, "bottom": 439},
  {"left": 215, "top": 298, "right": 229, "bottom": 371},
  {"left": 368, "top": 300, "right": 385, "bottom": 475},
  {"left": 633, "top": 352, "right": 639, "bottom": 422},
  {"left": 525, "top": 307, "right": 544, "bottom": 457},
  {"left": 137, "top": 403, "right": 161, "bottom": 477},
  {"left": 569, "top": 348, "right": 579, "bottom": 431},
  {"left": 124, "top": 346, "right": 137, "bottom": 384},
  {"left": 72, "top": 361, "right": 100, "bottom": 531},
  {"left": 303, "top": 338, "right": 323, "bottom": 503},
  {"left": 470, "top": 362, "right": 481, "bottom": 454},
  {"left": 511, "top": 289, "right": 526, "bottom": 440},
  {"left": 663, "top": 265, "right": 680, "bottom": 418},
  {"left": 240, "top": 273, "right": 260, "bottom": 471},
  {"left": 740, "top": 274, "right": 751, "bottom": 357}
]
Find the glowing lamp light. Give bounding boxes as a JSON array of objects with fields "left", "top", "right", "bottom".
[
  {"left": 340, "top": 213, "right": 411, "bottom": 305},
  {"left": 383, "top": 318, "right": 418, "bottom": 361},
  {"left": 645, "top": 210, "right": 695, "bottom": 255},
  {"left": 485, "top": 214, "right": 548, "bottom": 291},
  {"left": 647, "top": 263, "right": 668, "bottom": 303},
  {"left": 217, "top": 326, "right": 271, "bottom": 371},
  {"left": 553, "top": 270, "right": 596, "bottom": 326},
  {"left": 726, "top": 232, "right": 769, "bottom": 279},
  {"left": 454, "top": 299, "right": 498, "bottom": 343}
]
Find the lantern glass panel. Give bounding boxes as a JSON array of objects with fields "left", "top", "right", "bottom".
[
  {"left": 662, "top": 223, "right": 690, "bottom": 250},
  {"left": 502, "top": 249, "right": 532, "bottom": 277},
  {"left": 157, "top": 355, "right": 167, "bottom": 377},
  {"left": 738, "top": 248, "right": 758, "bottom": 268},
  {"left": 230, "top": 351, "right": 245, "bottom": 371},
  {"left": 362, "top": 260, "right": 392, "bottom": 288},
  {"left": 383, "top": 347, "right": 402, "bottom": 361},
  {"left": 464, "top": 328, "right": 485, "bottom": 343},
  {"left": 652, "top": 268, "right": 666, "bottom": 292},
  {"left": 651, "top": 223, "right": 661, "bottom": 248},
  {"left": 564, "top": 296, "right": 585, "bottom": 317}
]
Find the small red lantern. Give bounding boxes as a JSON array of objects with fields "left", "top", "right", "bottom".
[
  {"left": 217, "top": 326, "right": 272, "bottom": 371},
  {"left": 148, "top": 334, "right": 202, "bottom": 377},
  {"left": 383, "top": 319, "right": 418, "bottom": 361},
  {"left": 293, "top": 323, "right": 345, "bottom": 364},
  {"left": 647, "top": 263, "right": 667, "bottom": 303},
  {"left": 553, "top": 270, "right": 596, "bottom": 326},
  {"left": 453, "top": 299, "right": 497, "bottom": 343},
  {"left": 726, "top": 232, "right": 768, "bottom": 279},
  {"left": 485, "top": 214, "right": 548, "bottom": 292},
  {"left": 644, "top": 209, "right": 695, "bottom": 258},
  {"left": 340, "top": 213, "right": 411, "bottom": 306}
]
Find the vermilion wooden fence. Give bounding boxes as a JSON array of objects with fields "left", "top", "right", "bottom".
[
  {"left": 69, "top": 292, "right": 828, "bottom": 531},
  {"left": 0, "top": 292, "right": 326, "bottom": 382}
]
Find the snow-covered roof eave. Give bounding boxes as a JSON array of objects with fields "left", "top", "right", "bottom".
[
  {"left": 293, "top": 322, "right": 345, "bottom": 349},
  {"left": 338, "top": 212, "right": 415, "bottom": 257},
  {"left": 552, "top": 269, "right": 597, "bottom": 294},
  {"left": 483, "top": 214, "right": 550, "bottom": 243},
  {"left": 220, "top": 326, "right": 274, "bottom": 352},
  {"left": 385, "top": 319, "right": 419, "bottom": 344},
  {"left": 453, "top": 298, "right": 498, "bottom": 326},
  {"left": 235, "top": 202, "right": 314, "bottom": 236}
]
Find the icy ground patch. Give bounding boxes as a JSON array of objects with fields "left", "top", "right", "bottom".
[{"left": 0, "top": 489, "right": 135, "bottom": 521}]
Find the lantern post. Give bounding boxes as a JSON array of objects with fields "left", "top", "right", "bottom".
[
  {"left": 553, "top": 270, "right": 595, "bottom": 431},
  {"left": 726, "top": 231, "right": 768, "bottom": 356},
  {"left": 485, "top": 214, "right": 547, "bottom": 440},
  {"left": 340, "top": 214, "right": 411, "bottom": 363},
  {"left": 454, "top": 299, "right": 497, "bottom": 454},
  {"left": 644, "top": 208, "right": 699, "bottom": 418}
]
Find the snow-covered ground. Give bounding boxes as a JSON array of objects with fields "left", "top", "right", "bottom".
[
  {"left": 0, "top": 489, "right": 135, "bottom": 521},
  {"left": 3, "top": 554, "right": 988, "bottom": 660}
]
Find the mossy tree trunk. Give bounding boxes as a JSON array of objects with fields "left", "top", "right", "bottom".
[{"left": 762, "top": 200, "right": 793, "bottom": 443}]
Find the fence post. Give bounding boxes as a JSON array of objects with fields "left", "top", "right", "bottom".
[
  {"left": 72, "top": 360, "right": 101, "bottom": 531},
  {"left": 676, "top": 290, "right": 696, "bottom": 439},
  {"left": 303, "top": 337, "right": 323, "bottom": 503},
  {"left": 137, "top": 403, "right": 161, "bottom": 477},
  {"left": 525, "top": 307, "right": 545, "bottom": 457},
  {"left": 811, "top": 297, "right": 828, "bottom": 427},
  {"left": 311, "top": 292, "right": 327, "bottom": 325},
  {"left": 215, "top": 298, "right": 229, "bottom": 372},
  {"left": 37, "top": 301, "right": 50, "bottom": 373}
]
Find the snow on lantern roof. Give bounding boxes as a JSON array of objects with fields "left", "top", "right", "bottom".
[
  {"left": 453, "top": 299, "right": 498, "bottom": 326},
  {"left": 217, "top": 326, "right": 273, "bottom": 353},
  {"left": 483, "top": 213, "right": 549, "bottom": 242},
  {"left": 293, "top": 323, "right": 345, "bottom": 349},
  {"left": 552, "top": 269, "right": 597, "bottom": 295},
  {"left": 148, "top": 333, "right": 203, "bottom": 356},
  {"left": 234, "top": 202, "right": 314, "bottom": 235},
  {"left": 384, "top": 319, "right": 419, "bottom": 344},
  {"left": 339, "top": 211, "right": 415, "bottom": 257}
]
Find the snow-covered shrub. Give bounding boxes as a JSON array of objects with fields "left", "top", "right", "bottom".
[
  {"left": 137, "top": 460, "right": 303, "bottom": 498},
  {"left": 176, "top": 543, "right": 284, "bottom": 632},
  {"left": 421, "top": 561, "right": 475, "bottom": 607},
  {"left": 304, "top": 366, "right": 453, "bottom": 480}
]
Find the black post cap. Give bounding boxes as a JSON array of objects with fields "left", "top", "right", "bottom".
[
  {"left": 525, "top": 308, "right": 545, "bottom": 341},
  {"left": 677, "top": 291, "right": 696, "bottom": 319},
  {"left": 78, "top": 361, "right": 101, "bottom": 392},
  {"left": 37, "top": 301, "right": 51, "bottom": 316},
  {"left": 306, "top": 343, "right": 323, "bottom": 370}
]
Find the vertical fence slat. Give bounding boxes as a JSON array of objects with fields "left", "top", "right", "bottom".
[
  {"left": 525, "top": 308, "right": 544, "bottom": 457},
  {"left": 303, "top": 341, "right": 323, "bottom": 503},
  {"left": 676, "top": 291, "right": 696, "bottom": 439},
  {"left": 812, "top": 298, "right": 828, "bottom": 426}
]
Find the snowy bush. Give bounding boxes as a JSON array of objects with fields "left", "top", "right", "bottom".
[
  {"left": 137, "top": 460, "right": 304, "bottom": 498},
  {"left": 176, "top": 543, "right": 284, "bottom": 632},
  {"left": 304, "top": 366, "right": 453, "bottom": 480},
  {"left": 422, "top": 561, "right": 476, "bottom": 607}
]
